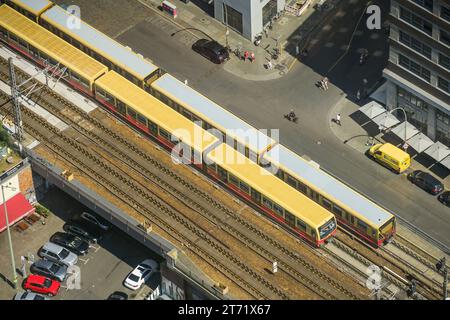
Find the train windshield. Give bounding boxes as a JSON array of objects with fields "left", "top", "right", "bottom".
[
  {"left": 319, "top": 218, "right": 336, "bottom": 239},
  {"left": 379, "top": 217, "right": 396, "bottom": 239}
]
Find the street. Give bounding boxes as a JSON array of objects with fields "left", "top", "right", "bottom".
[{"left": 53, "top": 0, "right": 450, "bottom": 247}]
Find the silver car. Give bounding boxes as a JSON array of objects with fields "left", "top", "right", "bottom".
[
  {"left": 31, "top": 259, "right": 68, "bottom": 282},
  {"left": 39, "top": 242, "right": 78, "bottom": 267},
  {"left": 14, "top": 291, "right": 49, "bottom": 300}
]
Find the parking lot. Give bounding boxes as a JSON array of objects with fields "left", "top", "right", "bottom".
[{"left": 0, "top": 187, "right": 162, "bottom": 300}]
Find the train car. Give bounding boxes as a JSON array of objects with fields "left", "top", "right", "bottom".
[
  {"left": 150, "top": 73, "right": 276, "bottom": 164},
  {"left": 94, "top": 71, "right": 219, "bottom": 167},
  {"left": 205, "top": 143, "right": 337, "bottom": 247},
  {"left": 262, "top": 144, "right": 396, "bottom": 247},
  {"left": 39, "top": 5, "right": 161, "bottom": 89},
  {"left": 0, "top": 4, "right": 107, "bottom": 96},
  {"left": 3, "top": 0, "right": 53, "bottom": 21}
]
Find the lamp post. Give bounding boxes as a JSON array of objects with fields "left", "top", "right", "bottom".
[
  {"left": 2, "top": 183, "right": 18, "bottom": 289},
  {"left": 224, "top": 4, "right": 230, "bottom": 50},
  {"left": 388, "top": 107, "right": 408, "bottom": 150}
]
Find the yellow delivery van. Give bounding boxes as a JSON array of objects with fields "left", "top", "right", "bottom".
[{"left": 368, "top": 143, "right": 411, "bottom": 173}]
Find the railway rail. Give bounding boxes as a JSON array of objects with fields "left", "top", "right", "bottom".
[{"left": 0, "top": 58, "right": 364, "bottom": 300}]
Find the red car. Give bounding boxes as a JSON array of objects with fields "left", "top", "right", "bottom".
[{"left": 23, "top": 274, "right": 60, "bottom": 296}]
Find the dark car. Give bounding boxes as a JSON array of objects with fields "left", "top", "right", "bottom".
[
  {"left": 50, "top": 232, "right": 90, "bottom": 255},
  {"left": 192, "top": 39, "right": 229, "bottom": 64},
  {"left": 72, "top": 211, "right": 110, "bottom": 231},
  {"left": 408, "top": 170, "right": 444, "bottom": 195},
  {"left": 438, "top": 191, "right": 450, "bottom": 207},
  {"left": 63, "top": 221, "right": 103, "bottom": 243},
  {"left": 107, "top": 291, "right": 128, "bottom": 300},
  {"left": 30, "top": 259, "right": 67, "bottom": 282}
]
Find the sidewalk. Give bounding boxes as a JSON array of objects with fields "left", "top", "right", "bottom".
[
  {"left": 329, "top": 95, "right": 450, "bottom": 187},
  {"left": 138, "top": 0, "right": 341, "bottom": 81}
]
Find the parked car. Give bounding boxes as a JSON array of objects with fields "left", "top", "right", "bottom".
[
  {"left": 368, "top": 143, "right": 411, "bottom": 173},
  {"left": 63, "top": 221, "right": 103, "bottom": 243},
  {"left": 73, "top": 211, "right": 110, "bottom": 231},
  {"left": 30, "top": 259, "right": 68, "bottom": 282},
  {"left": 107, "top": 291, "right": 128, "bottom": 300},
  {"left": 123, "top": 259, "right": 158, "bottom": 290},
  {"left": 438, "top": 191, "right": 450, "bottom": 207},
  {"left": 408, "top": 170, "right": 444, "bottom": 195},
  {"left": 192, "top": 39, "right": 229, "bottom": 64},
  {"left": 39, "top": 242, "right": 78, "bottom": 267},
  {"left": 23, "top": 274, "right": 60, "bottom": 297},
  {"left": 50, "top": 232, "right": 89, "bottom": 255},
  {"left": 13, "top": 291, "right": 49, "bottom": 300}
]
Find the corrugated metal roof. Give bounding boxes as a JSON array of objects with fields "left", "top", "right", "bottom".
[
  {"left": 12, "top": 0, "right": 53, "bottom": 16},
  {"left": 95, "top": 71, "right": 218, "bottom": 152},
  {"left": 264, "top": 145, "right": 394, "bottom": 227},
  {"left": 151, "top": 74, "right": 275, "bottom": 155},
  {"left": 41, "top": 5, "right": 158, "bottom": 80},
  {"left": 207, "top": 144, "right": 334, "bottom": 228},
  {"left": 0, "top": 5, "right": 107, "bottom": 81}
]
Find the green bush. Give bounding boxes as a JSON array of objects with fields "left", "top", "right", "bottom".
[
  {"left": 34, "top": 204, "right": 50, "bottom": 218},
  {"left": 0, "top": 126, "right": 11, "bottom": 147}
]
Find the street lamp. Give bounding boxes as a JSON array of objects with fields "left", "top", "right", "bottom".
[
  {"left": 388, "top": 107, "right": 408, "bottom": 150},
  {"left": 224, "top": 4, "right": 230, "bottom": 50},
  {"left": 2, "top": 182, "right": 18, "bottom": 289}
]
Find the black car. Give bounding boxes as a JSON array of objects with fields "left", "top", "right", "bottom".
[
  {"left": 50, "top": 232, "right": 90, "bottom": 255},
  {"left": 63, "top": 221, "right": 103, "bottom": 243},
  {"left": 192, "top": 39, "right": 229, "bottom": 64},
  {"left": 438, "top": 191, "right": 450, "bottom": 207},
  {"left": 107, "top": 291, "right": 128, "bottom": 300},
  {"left": 408, "top": 170, "right": 444, "bottom": 195}
]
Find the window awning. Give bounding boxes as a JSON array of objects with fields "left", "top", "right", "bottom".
[
  {"left": 406, "top": 133, "right": 434, "bottom": 153},
  {"left": 358, "top": 101, "right": 387, "bottom": 119},
  {"left": 438, "top": 156, "right": 450, "bottom": 170},
  {"left": 423, "top": 142, "right": 450, "bottom": 162},
  {"left": 371, "top": 112, "right": 400, "bottom": 130},
  {"left": 390, "top": 122, "right": 420, "bottom": 141},
  {"left": 0, "top": 193, "right": 35, "bottom": 233}
]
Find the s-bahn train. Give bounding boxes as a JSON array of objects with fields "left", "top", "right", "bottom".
[{"left": 0, "top": 1, "right": 397, "bottom": 247}]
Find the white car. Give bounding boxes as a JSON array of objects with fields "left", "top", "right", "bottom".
[{"left": 123, "top": 259, "right": 158, "bottom": 290}]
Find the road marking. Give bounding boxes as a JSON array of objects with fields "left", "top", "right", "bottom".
[{"left": 79, "top": 258, "right": 90, "bottom": 265}]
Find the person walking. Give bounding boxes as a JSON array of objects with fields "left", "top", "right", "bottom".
[
  {"left": 266, "top": 60, "right": 273, "bottom": 70},
  {"left": 244, "top": 51, "right": 249, "bottom": 61},
  {"left": 250, "top": 52, "right": 255, "bottom": 63},
  {"left": 336, "top": 113, "right": 341, "bottom": 126},
  {"left": 323, "top": 77, "right": 329, "bottom": 90}
]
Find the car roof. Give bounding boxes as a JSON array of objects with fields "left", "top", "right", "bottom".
[
  {"left": 34, "top": 259, "right": 54, "bottom": 268},
  {"left": 28, "top": 274, "right": 47, "bottom": 283},
  {"left": 416, "top": 170, "right": 440, "bottom": 182},
  {"left": 379, "top": 143, "right": 409, "bottom": 160}
]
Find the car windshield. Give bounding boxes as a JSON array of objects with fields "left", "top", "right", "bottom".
[
  {"left": 34, "top": 295, "right": 45, "bottom": 300},
  {"left": 43, "top": 278, "right": 52, "bottom": 288},
  {"left": 49, "top": 264, "right": 59, "bottom": 273},
  {"left": 140, "top": 264, "right": 152, "bottom": 269},
  {"left": 60, "top": 248, "right": 70, "bottom": 259},
  {"left": 128, "top": 274, "right": 140, "bottom": 282}
]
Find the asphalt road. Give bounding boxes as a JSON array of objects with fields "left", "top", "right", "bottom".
[{"left": 55, "top": 0, "right": 450, "bottom": 247}]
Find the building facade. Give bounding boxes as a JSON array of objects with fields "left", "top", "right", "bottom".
[
  {"left": 384, "top": 0, "right": 450, "bottom": 145},
  {"left": 213, "top": 0, "right": 286, "bottom": 41}
]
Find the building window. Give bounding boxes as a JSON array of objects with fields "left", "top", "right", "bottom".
[
  {"left": 439, "top": 53, "right": 450, "bottom": 71},
  {"left": 436, "top": 110, "right": 450, "bottom": 146},
  {"left": 397, "top": 87, "right": 429, "bottom": 132},
  {"left": 398, "top": 54, "right": 431, "bottom": 82},
  {"left": 399, "top": 7, "right": 433, "bottom": 36},
  {"left": 223, "top": 4, "right": 243, "bottom": 34},
  {"left": 440, "top": 29, "right": 450, "bottom": 46},
  {"left": 411, "top": 0, "right": 434, "bottom": 12},
  {"left": 438, "top": 77, "right": 450, "bottom": 94},
  {"left": 441, "top": 5, "right": 450, "bottom": 22},
  {"left": 399, "top": 31, "right": 432, "bottom": 59}
]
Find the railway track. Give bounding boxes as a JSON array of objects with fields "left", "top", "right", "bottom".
[{"left": 0, "top": 58, "right": 364, "bottom": 300}]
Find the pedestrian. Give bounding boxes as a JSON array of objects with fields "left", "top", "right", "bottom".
[
  {"left": 323, "top": 77, "right": 329, "bottom": 90},
  {"left": 250, "top": 52, "right": 255, "bottom": 63},
  {"left": 266, "top": 60, "right": 273, "bottom": 70},
  {"left": 336, "top": 113, "right": 341, "bottom": 126},
  {"left": 21, "top": 256, "right": 26, "bottom": 277},
  {"left": 356, "top": 89, "right": 361, "bottom": 101},
  {"left": 244, "top": 51, "right": 249, "bottom": 61}
]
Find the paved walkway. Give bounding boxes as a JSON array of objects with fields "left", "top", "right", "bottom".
[{"left": 137, "top": 0, "right": 341, "bottom": 81}]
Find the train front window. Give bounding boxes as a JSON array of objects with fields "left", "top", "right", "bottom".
[{"left": 319, "top": 218, "right": 336, "bottom": 239}]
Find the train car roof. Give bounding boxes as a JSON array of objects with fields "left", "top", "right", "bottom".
[
  {"left": 95, "top": 71, "right": 218, "bottom": 153},
  {"left": 264, "top": 144, "right": 394, "bottom": 228},
  {"left": 40, "top": 5, "right": 158, "bottom": 81},
  {"left": 151, "top": 74, "right": 275, "bottom": 155},
  {"left": 11, "top": 0, "right": 53, "bottom": 16},
  {"left": 0, "top": 5, "right": 107, "bottom": 81},
  {"left": 206, "top": 144, "right": 334, "bottom": 228}
]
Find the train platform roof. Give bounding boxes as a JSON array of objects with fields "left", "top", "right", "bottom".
[
  {"left": 95, "top": 71, "right": 218, "bottom": 153},
  {"left": 151, "top": 74, "right": 275, "bottom": 155},
  {"left": 40, "top": 5, "right": 159, "bottom": 81},
  {"left": 11, "top": 0, "right": 53, "bottom": 16},
  {"left": 0, "top": 5, "right": 107, "bottom": 82},
  {"left": 206, "top": 144, "right": 333, "bottom": 228},
  {"left": 264, "top": 144, "right": 393, "bottom": 227}
]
